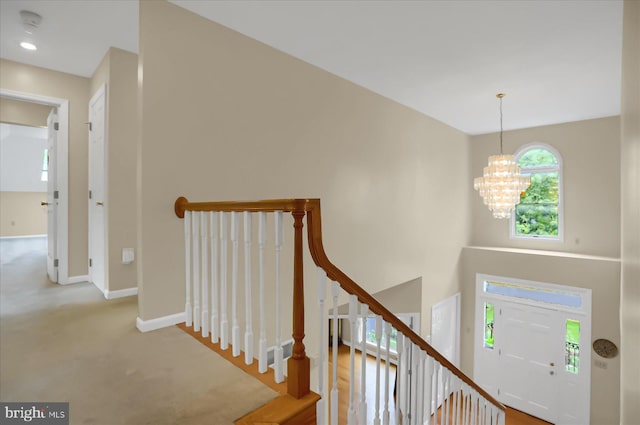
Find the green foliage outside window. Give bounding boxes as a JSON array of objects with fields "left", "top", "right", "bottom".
[
  {"left": 518, "top": 148, "right": 557, "bottom": 167},
  {"left": 515, "top": 148, "right": 560, "bottom": 237},
  {"left": 566, "top": 319, "right": 580, "bottom": 373},
  {"left": 484, "top": 303, "right": 494, "bottom": 349}
]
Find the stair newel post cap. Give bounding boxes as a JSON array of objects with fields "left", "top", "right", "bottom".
[{"left": 175, "top": 196, "right": 189, "bottom": 218}]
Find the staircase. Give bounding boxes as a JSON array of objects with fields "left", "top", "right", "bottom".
[{"left": 174, "top": 197, "right": 505, "bottom": 425}]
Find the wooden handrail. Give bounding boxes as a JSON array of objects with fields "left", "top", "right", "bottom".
[
  {"left": 304, "top": 199, "right": 504, "bottom": 410},
  {"left": 174, "top": 197, "right": 505, "bottom": 412}
]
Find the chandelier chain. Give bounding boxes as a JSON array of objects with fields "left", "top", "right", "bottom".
[{"left": 499, "top": 95, "right": 504, "bottom": 154}]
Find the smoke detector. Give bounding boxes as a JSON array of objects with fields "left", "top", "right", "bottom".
[{"left": 20, "top": 10, "right": 42, "bottom": 34}]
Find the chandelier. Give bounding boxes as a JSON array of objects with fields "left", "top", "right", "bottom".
[{"left": 474, "top": 93, "right": 530, "bottom": 219}]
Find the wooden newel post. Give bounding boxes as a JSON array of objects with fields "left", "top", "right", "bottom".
[{"left": 287, "top": 209, "right": 310, "bottom": 398}]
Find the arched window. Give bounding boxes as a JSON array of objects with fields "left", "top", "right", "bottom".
[{"left": 511, "top": 143, "right": 563, "bottom": 240}]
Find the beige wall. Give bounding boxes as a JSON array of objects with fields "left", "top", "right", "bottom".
[
  {"left": 0, "top": 59, "right": 90, "bottom": 277},
  {"left": 467, "top": 116, "right": 622, "bottom": 423},
  {"left": 0, "top": 192, "right": 47, "bottom": 237},
  {"left": 339, "top": 277, "right": 422, "bottom": 343},
  {"left": 138, "top": 0, "right": 470, "bottom": 350},
  {"left": 0, "top": 97, "right": 50, "bottom": 128},
  {"left": 471, "top": 117, "right": 621, "bottom": 258},
  {"left": 90, "top": 48, "right": 139, "bottom": 292},
  {"left": 460, "top": 247, "right": 620, "bottom": 425},
  {"left": 620, "top": 1, "right": 640, "bottom": 423}
]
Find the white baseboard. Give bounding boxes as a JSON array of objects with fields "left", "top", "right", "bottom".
[
  {"left": 59, "top": 275, "right": 89, "bottom": 285},
  {"left": 0, "top": 234, "right": 47, "bottom": 239},
  {"left": 105, "top": 287, "right": 138, "bottom": 299},
  {"left": 136, "top": 312, "right": 185, "bottom": 333}
]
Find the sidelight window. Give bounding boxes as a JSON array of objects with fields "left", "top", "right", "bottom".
[
  {"left": 566, "top": 319, "right": 580, "bottom": 374},
  {"left": 484, "top": 303, "right": 495, "bottom": 349}
]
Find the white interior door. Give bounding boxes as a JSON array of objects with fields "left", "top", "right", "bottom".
[
  {"left": 88, "top": 85, "right": 106, "bottom": 292},
  {"left": 46, "top": 109, "right": 58, "bottom": 283},
  {"left": 431, "top": 292, "right": 460, "bottom": 367},
  {"left": 429, "top": 293, "right": 460, "bottom": 414}
]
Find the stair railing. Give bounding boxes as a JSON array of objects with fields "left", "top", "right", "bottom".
[{"left": 174, "top": 197, "right": 505, "bottom": 425}]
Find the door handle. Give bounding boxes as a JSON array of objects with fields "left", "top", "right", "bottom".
[
  {"left": 96, "top": 202, "right": 104, "bottom": 206},
  {"left": 41, "top": 201, "right": 49, "bottom": 206},
  {"left": 550, "top": 362, "right": 555, "bottom": 367}
]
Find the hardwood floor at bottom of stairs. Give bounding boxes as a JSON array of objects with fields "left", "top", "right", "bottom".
[
  {"left": 331, "top": 344, "right": 553, "bottom": 425},
  {"left": 177, "top": 326, "right": 552, "bottom": 425}
]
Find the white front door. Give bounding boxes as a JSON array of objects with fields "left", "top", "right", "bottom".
[
  {"left": 46, "top": 109, "right": 58, "bottom": 283},
  {"left": 88, "top": 85, "right": 106, "bottom": 292},
  {"left": 474, "top": 275, "right": 591, "bottom": 425},
  {"left": 498, "top": 302, "right": 561, "bottom": 423}
]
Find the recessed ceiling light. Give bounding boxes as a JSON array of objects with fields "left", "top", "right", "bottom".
[{"left": 20, "top": 41, "right": 37, "bottom": 51}]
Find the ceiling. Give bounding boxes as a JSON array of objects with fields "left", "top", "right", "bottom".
[{"left": 0, "top": 0, "right": 623, "bottom": 135}]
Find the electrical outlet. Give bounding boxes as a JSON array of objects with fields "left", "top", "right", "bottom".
[
  {"left": 594, "top": 359, "right": 607, "bottom": 369},
  {"left": 122, "top": 248, "right": 135, "bottom": 264}
]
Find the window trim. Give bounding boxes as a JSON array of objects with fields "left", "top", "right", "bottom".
[{"left": 510, "top": 142, "right": 564, "bottom": 242}]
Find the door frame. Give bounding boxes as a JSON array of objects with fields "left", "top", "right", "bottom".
[
  {"left": 0, "top": 88, "right": 70, "bottom": 284},
  {"left": 474, "top": 273, "right": 591, "bottom": 424}
]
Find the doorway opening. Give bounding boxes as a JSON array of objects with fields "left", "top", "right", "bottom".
[{"left": 1, "top": 89, "right": 70, "bottom": 284}]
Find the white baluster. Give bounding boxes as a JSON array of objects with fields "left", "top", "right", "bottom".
[
  {"left": 402, "top": 340, "right": 412, "bottom": 425},
  {"left": 417, "top": 350, "right": 425, "bottom": 425},
  {"left": 210, "top": 211, "right": 219, "bottom": 343},
  {"left": 348, "top": 295, "right": 358, "bottom": 425},
  {"left": 258, "top": 212, "right": 267, "bottom": 373},
  {"left": 484, "top": 399, "right": 490, "bottom": 425},
  {"left": 201, "top": 211, "right": 209, "bottom": 337},
  {"left": 433, "top": 362, "right": 441, "bottom": 425},
  {"left": 450, "top": 376, "right": 458, "bottom": 425},
  {"left": 425, "top": 356, "right": 434, "bottom": 425},
  {"left": 274, "top": 211, "right": 284, "bottom": 383},
  {"left": 330, "top": 281, "right": 339, "bottom": 425},
  {"left": 462, "top": 383, "right": 471, "bottom": 425},
  {"left": 317, "top": 268, "right": 327, "bottom": 425},
  {"left": 492, "top": 405, "right": 500, "bottom": 425},
  {"left": 192, "top": 211, "right": 200, "bottom": 332},
  {"left": 243, "top": 212, "right": 253, "bottom": 365},
  {"left": 383, "top": 322, "right": 391, "bottom": 425},
  {"left": 360, "top": 304, "right": 369, "bottom": 425},
  {"left": 470, "top": 390, "right": 478, "bottom": 425},
  {"left": 498, "top": 406, "right": 506, "bottom": 425},
  {"left": 220, "top": 212, "right": 229, "bottom": 350},
  {"left": 231, "top": 211, "right": 240, "bottom": 357},
  {"left": 395, "top": 334, "right": 403, "bottom": 425},
  {"left": 184, "top": 211, "right": 192, "bottom": 327},
  {"left": 413, "top": 344, "right": 420, "bottom": 423},
  {"left": 453, "top": 376, "right": 461, "bottom": 425},
  {"left": 374, "top": 315, "right": 382, "bottom": 425},
  {"left": 443, "top": 369, "right": 450, "bottom": 425}
]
